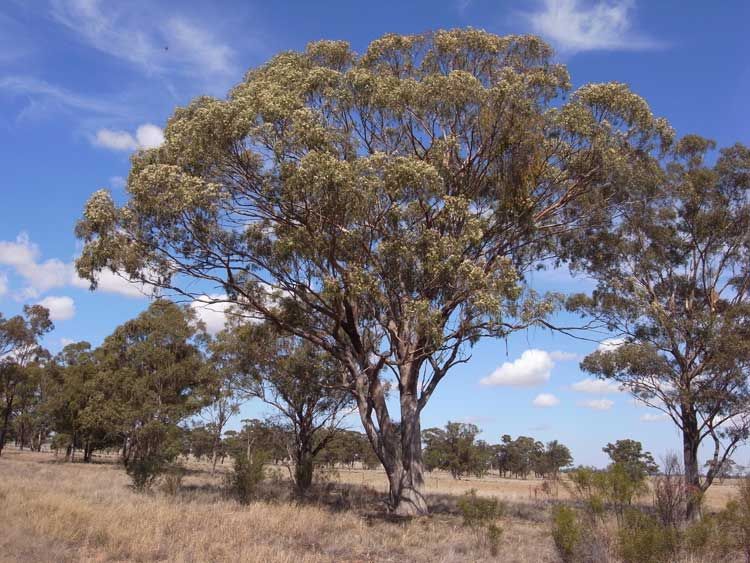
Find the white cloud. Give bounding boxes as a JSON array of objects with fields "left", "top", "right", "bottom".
[
  {"left": 94, "top": 123, "right": 164, "bottom": 152},
  {"left": 571, "top": 378, "right": 621, "bottom": 394},
  {"left": 581, "top": 398, "right": 614, "bottom": 411},
  {"left": 598, "top": 337, "right": 626, "bottom": 352},
  {"left": 0, "top": 233, "right": 69, "bottom": 297},
  {"left": 0, "top": 232, "right": 150, "bottom": 299},
  {"left": 190, "top": 294, "right": 232, "bottom": 335},
  {"left": 549, "top": 350, "right": 578, "bottom": 361},
  {"left": 480, "top": 349, "right": 554, "bottom": 387},
  {"left": 60, "top": 337, "right": 76, "bottom": 347},
  {"left": 50, "top": 0, "right": 236, "bottom": 78},
  {"left": 640, "top": 413, "right": 669, "bottom": 422},
  {"left": 533, "top": 393, "right": 560, "bottom": 407},
  {"left": 70, "top": 269, "right": 153, "bottom": 299},
  {"left": 0, "top": 272, "right": 7, "bottom": 297},
  {"left": 525, "top": 0, "right": 662, "bottom": 54},
  {"left": 37, "top": 295, "right": 75, "bottom": 321}
]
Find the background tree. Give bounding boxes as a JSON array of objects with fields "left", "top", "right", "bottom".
[
  {"left": 229, "top": 322, "right": 353, "bottom": 495},
  {"left": 75, "top": 29, "right": 671, "bottom": 514},
  {"left": 536, "top": 440, "right": 574, "bottom": 478},
  {"left": 422, "top": 421, "right": 488, "bottom": 479},
  {"left": 603, "top": 439, "right": 658, "bottom": 481},
  {"left": 93, "top": 300, "right": 211, "bottom": 487},
  {"left": 571, "top": 137, "right": 750, "bottom": 519},
  {"left": 47, "top": 341, "right": 101, "bottom": 461},
  {"left": 0, "top": 305, "right": 52, "bottom": 456}
]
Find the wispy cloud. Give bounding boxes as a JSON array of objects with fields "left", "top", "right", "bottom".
[
  {"left": 49, "top": 0, "right": 237, "bottom": 79},
  {"left": 0, "top": 75, "right": 127, "bottom": 119},
  {"left": 580, "top": 398, "right": 614, "bottom": 411},
  {"left": 525, "top": 0, "right": 663, "bottom": 54},
  {"left": 571, "top": 378, "right": 622, "bottom": 394}
]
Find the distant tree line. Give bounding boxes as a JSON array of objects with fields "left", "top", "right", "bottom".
[{"left": 422, "top": 422, "right": 573, "bottom": 480}]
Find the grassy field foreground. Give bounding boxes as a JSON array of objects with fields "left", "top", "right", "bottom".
[{"left": 0, "top": 450, "right": 560, "bottom": 563}]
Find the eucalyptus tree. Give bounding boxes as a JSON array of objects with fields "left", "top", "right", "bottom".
[
  {"left": 0, "top": 305, "right": 52, "bottom": 456},
  {"left": 571, "top": 137, "right": 750, "bottom": 519},
  {"left": 422, "top": 421, "right": 488, "bottom": 479},
  {"left": 225, "top": 322, "right": 353, "bottom": 495},
  {"left": 75, "top": 30, "right": 671, "bottom": 514},
  {"left": 93, "top": 300, "right": 211, "bottom": 481}
]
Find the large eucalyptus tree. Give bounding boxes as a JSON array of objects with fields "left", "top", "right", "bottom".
[{"left": 75, "top": 29, "right": 670, "bottom": 514}]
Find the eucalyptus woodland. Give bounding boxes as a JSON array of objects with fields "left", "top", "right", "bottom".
[{"left": 76, "top": 30, "right": 670, "bottom": 514}]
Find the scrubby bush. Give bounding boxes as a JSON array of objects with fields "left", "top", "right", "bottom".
[
  {"left": 160, "top": 464, "right": 185, "bottom": 496},
  {"left": 227, "top": 453, "right": 266, "bottom": 505},
  {"left": 551, "top": 505, "right": 580, "bottom": 562},
  {"left": 457, "top": 489, "right": 504, "bottom": 556},
  {"left": 126, "top": 422, "right": 182, "bottom": 491},
  {"left": 617, "top": 509, "right": 678, "bottom": 563},
  {"left": 653, "top": 454, "right": 686, "bottom": 527}
]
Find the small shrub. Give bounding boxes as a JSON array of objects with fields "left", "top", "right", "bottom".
[
  {"left": 486, "top": 522, "right": 502, "bottom": 557},
  {"left": 653, "top": 454, "right": 686, "bottom": 527},
  {"left": 551, "top": 505, "right": 581, "bottom": 563},
  {"left": 227, "top": 453, "right": 266, "bottom": 505},
  {"left": 457, "top": 489, "right": 504, "bottom": 556},
  {"left": 127, "top": 455, "right": 163, "bottom": 491},
  {"left": 160, "top": 464, "right": 185, "bottom": 496},
  {"left": 457, "top": 489, "right": 504, "bottom": 527},
  {"left": 617, "top": 508, "right": 678, "bottom": 563},
  {"left": 682, "top": 515, "right": 714, "bottom": 557}
]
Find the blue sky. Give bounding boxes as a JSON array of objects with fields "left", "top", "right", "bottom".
[{"left": 1, "top": 0, "right": 748, "bottom": 467}]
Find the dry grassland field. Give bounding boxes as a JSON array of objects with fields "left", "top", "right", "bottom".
[{"left": 0, "top": 448, "right": 742, "bottom": 563}]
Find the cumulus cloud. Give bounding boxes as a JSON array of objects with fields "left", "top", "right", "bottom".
[
  {"left": 190, "top": 294, "right": 233, "bottom": 335},
  {"left": 94, "top": 123, "right": 164, "bottom": 152},
  {"left": 525, "top": 0, "right": 662, "bottom": 54},
  {"left": 533, "top": 393, "right": 560, "bottom": 407},
  {"left": 581, "top": 398, "right": 614, "bottom": 411},
  {"left": 37, "top": 295, "right": 75, "bottom": 321},
  {"left": 0, "top": 232, "right": 150, "bottom": 299},
  {"left": 571, "top": 377, "right": 622, "bottom": 394},
  {"left": 481, "top": 349, "right": 554, "bottom": 387},
  {"left": 0, "top": 233, "right": 69, "bottom": 297},
  {"left": 598, "top": 337, "right": 626, "bottom": 352},
  {"left": 481, "top": 348, "right": 578, "bottom": 387}
]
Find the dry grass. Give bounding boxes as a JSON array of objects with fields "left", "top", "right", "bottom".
[{"left": 0, "top": 450, "right": 558, "bottom": 563}]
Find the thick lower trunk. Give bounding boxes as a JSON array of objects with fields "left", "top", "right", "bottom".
[
  {"left": 391, "top": 391, "right": 428, "bottom": 516},
  {"left": 295, "top": 449, "right": 314, "bottom": 495}
]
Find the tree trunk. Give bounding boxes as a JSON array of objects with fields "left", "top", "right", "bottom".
[
  {"left": 682, "top": 408, "right": 703, "bottom": 521},
  {"left": 391, "top": 389, "right": 428, "bottom": 516},
  {"left": 0, "top": 398, "right": 12, "bottom": 457},
  {"left": 295, "top": 446, "right": 314, "bottom": 496}
]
